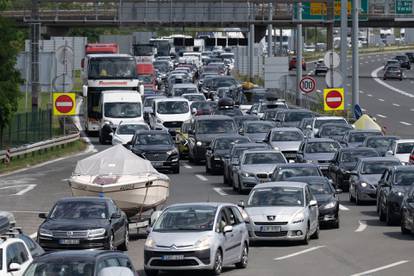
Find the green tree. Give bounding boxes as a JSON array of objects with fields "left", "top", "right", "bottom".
[{"left": 0, "top": 0, "right": 23, "bottom": 131}]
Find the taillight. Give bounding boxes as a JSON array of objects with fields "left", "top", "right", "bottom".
[{"left": 410, "top": 154, "right": 414, "bottom": 162}]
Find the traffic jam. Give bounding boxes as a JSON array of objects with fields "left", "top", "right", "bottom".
[{"left": 2, "top": 40, "right": 414, "bottom": 276}]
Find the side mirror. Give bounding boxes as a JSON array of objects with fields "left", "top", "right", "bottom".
[
  {"left": 237, "top": 200, "right": 245, "bottom": 209},
  {"left": 8, "top": 263, "right": 21, "bottom": 272},
  {"left": 309, "top": 199, "right": 318, "bottom": 207},
  {"left": 38, "top": 213, "right": 47, "bottom": 219},
  {"left": 385, "top": 150, "right": 393, "bottom": 156},
  {"left": 111, "top": 212, "right": 122, "bottom": 219},
  {"left": 82, "top": 85, "right": 88, "bottom": 97},
  {"left": 335, "top": 188, "right": 343, "bottom": 194},
  {"left": 192, "top": 108, "right": 197, "bottom": 115},
  {"left": 223, "top": 225, "right": 233, "bottom": 233},
  {"left": 150, "top": 210, "right": 162, "bottom": 226},
  {"left": 306, "top": 125, "right": 312, "bottom": 130}
]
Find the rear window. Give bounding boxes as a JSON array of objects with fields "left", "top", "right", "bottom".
[{"left": 397, "top": 142, "right": 414, "bottom": 154}]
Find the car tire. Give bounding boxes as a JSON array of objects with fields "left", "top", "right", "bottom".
[
  {"left": 235, "top": 243, "right": 248, "bottom": 269},
  {"left": 386, "top": 205, "right": 395, "bottom": 226},
  {"left": 173, "top": 165, "right": 180, "bottom": 174},
  {"left": 311, "top": 223, "right": 320, "bottom": 239},
  {"left": 105, "top": 233, "right": 115, "bottom": 250},
  {"left": 118, "top": 226, "right": 129, "bottom": 251},
  {"left": 211, "top": 250, "right": 223, "bottom": 275},
  {"left": 355, "top": 191, "right": 361, "bottom": 205},
  {"left": 401, "top": 213, "right": 410, "bottom": 234},
  {"left": 333, "top": 216, "right": 340, "bottom": 229},
  {"left": 144, "top": 269, "right": 159, "bottom": 276},
  {"left": 379, "top": 203, "right": 386, "bottom": 222},
  {"left": 301, "top": 224, "right": 310, "bottom": 245}
]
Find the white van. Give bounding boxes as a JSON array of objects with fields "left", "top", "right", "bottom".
[
  {"left": 149, "top": 98, "right": 191, "bottom": 131},
  {"left": 98, "top": 90, "right": 143, "bottom": 144}
]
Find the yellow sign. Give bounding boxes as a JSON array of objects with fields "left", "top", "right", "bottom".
[
  {"left": 323, "top": 88, "right": 344, "bottom": 111},
  {"left": 310, "top": 1, "right": 352, "bottom": 16},
  {"left": 53, "top": 93, "right": 76, "bottom": 116}
]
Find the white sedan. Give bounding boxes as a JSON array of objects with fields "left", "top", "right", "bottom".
[{"left": 111, "top": 121, "right": 150, "bottom": 145}]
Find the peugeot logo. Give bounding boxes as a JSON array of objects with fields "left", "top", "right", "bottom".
[
  {"left": 267, "top": 216, "right": 276, "bottom": 221},
  {"left": 67, "top": 231, "right": 74, "bottom": 236}
]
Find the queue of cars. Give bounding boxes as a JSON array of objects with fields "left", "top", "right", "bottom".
[{"left": 382, "top": 52, "right": 414, "bottom": 80}]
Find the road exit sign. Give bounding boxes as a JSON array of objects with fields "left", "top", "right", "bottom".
[
  {"left": 396, "top": 0, "right": 412, "bottom": 14},
  {"left": 301, "top": 0, "right": 368, "bottom": 21}
]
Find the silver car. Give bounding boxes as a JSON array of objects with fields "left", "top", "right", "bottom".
[
  {"left": 242, "top": 182, "right": 319, "bottom": 244},
  {"left": 144, "top": 203, "right": 249, "bottom": 276},
  {"left": 264, "top": 127, "right": 304, "bottom": 161},
  {"left": 233, "top": 149, "right": 287, "bottom": 193}
]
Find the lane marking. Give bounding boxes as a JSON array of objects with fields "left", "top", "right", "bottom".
[
  {"left": 213, "top": 187, "right": 228, "bottom": 196},
  {"left": 316, "top": 89, "right": 322, "bottom": 93},
  {"left": 355, "top": 220, "right": 367, "bottom": 232},
  {"left": 195, "top": 174, "right": 208, "bottom": 181},
  {"left": 400, "top": 121, "right": 412, "bottom": 126},
  {"left": 378, "top": 98, "right": 385, "bottom": 102},
  {"left": 410, "top": 108, "right": 414, "bottom": 112},
  {"left": 392, "top": 103, "right": 400, "bottom": 107},
  {"left": 14, "top": 184, "right": 36, "bottom": 195},
  {"left": 376, "top": 114, "right": 387, "bottom": 118},
  {"left": 184, "top": 164, "right": 192, "bottom": 169},
  {"left": 350, "top": 260, "right": 410, "bottom": 276},
  {"left": 274, "top": 246, "right": 325, "bottom": 261},
  {"left": 359, "top": 91, "right": 364, "bottom": 94},
  {"left": 367, "top": 94, "right": 373, "bottom": 97},
  {"left": 339, "top": 204, "right": 350, "bottom": 211},
  {"left": 371, "top": 66, "right": 414, "bottom": 98}
]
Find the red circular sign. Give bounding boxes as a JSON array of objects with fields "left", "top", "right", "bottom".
[
  {"left": 326, "top": 90, "right": 343, "bottom": 109},
  {"left": 299, "top": 76, "right": 316, "bottom": 94},
  {"left": 55, "top": 95, "right": 74, "bottom": 113}
]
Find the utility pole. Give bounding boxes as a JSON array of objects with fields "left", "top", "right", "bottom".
[
  {"left": 327, "top": 0, "right": 334, "bottom": 51},
  {"left": 267, "top": 2, "right": 273, "bottom": 57},
  {"left": 249, "top": 24, "right": 255, "bottom": 80},
  {"left": 31, "top": 0, "right": 40, "bottom": 110},
  {"left": 352, "top": 0, "right": 360, "bottom": 114},
  {"left": 340, "top": 0, "right": 348, "bottom": 109},
  {"left": 296, "top": 2, "right": 303, "bottom": 106}
]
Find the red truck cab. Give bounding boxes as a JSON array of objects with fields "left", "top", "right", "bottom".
[{"left": 136, "top": 63, "right": 156, "bottom": 90}]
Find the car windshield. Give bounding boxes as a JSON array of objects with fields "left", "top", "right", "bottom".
[
  {"left": 239, "top": 92, "right": 266, "bottom": 105},
  {"left": 314, "top": 119, "right": 347, "bottom": 129},
  {"left": 387, "top": 66, "right": 400, "bottom": 72},
  {"left": 394, "top": 172, "right": 414, "bottom": 186},
  {"left": 397, "top": 142, "right": 414, "bottom": 154},
  {"left": 173, "top": 88, "right": 198, "bottom": 96},
  {"left": 138, "top": 74, "right": 152, "bottom": 84},
  {"left": 157, "top": 101, "right": 189, "bottom": 114},
  {"left": 243, "top": 152, "right": 285, "bottom": 165},
  {"left": 135, "top": 133, "right": 172, "bottom": 145},
  {"left": 183, "top": 94, "right": 205, "bottom": 102},
  {"left": 305, "top": 142, "right": 340, "bottom": 153},
  {"left": 320, "top": 125, "right": 351, "bottom": 136},
  {"left": 88, "top": 57, "right": 136, "bottom": 79},
  {"left": 197, "top": 120, "right": 235, "bottom": 134},
  {"left": 248, "top": 187, "right": 304, "bottom": 207},
  {"left": 275, "top": 167, "right": 321, "bottom": 180},
  {"left": 50, "top": 201, "right": 108, "bottom": 219},
  {"left": 366, "top": 137, "right": 396, "bottom": 148},
  {"left": 245, "top": 123, "right": 273, "bottom": 133},
  {"left": 153, "top": 205, "right": 217, "bottom": 231},
  {"left": 307, "top": 180, "right": 334, "bottom": 195},
  {"left": 104, "top": 103, "right": 141, "bottom": 118},
  {"left": 261, "top": 104, "right": 287, "bottom": 112},
  {"left": 215, "top": 138, "right": 250, "bottom": 150},
  {"left": 285, "top": 112, "right": 313, "bottom": 122},
  {"left": 153, "top": 61, "right": 169, "bottom": 72},
  {"left": 214, "top": 109, "right": 243, "bottom": 117},
  {"left": 349, "top": 132, "right": 379, "bottom": 143},
  {"left": 117, "top": 124, "right": 148, "bottom": 135},
  {"left": 23, "top": 260, "right": 95, "bottom": 276},
  {"left": 361, "top": 161, "right": 400, "bottom": 174},
  {"left": 340, "top": 150, "right": 378, "bottom": 162},
  {"left": 272, "top": 131, "right": 303, "bottom": 141},
  {"left": 264, "top": 110, "right": 278, "bottom": 120}
]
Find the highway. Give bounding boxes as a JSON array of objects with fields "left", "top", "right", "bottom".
[{"left": 1, "top": 133, "right": 414, "bottom": 276}]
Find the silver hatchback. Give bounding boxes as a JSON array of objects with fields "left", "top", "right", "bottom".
[{"left": 144, "top": 202, "right": 249, "bottom": 276}]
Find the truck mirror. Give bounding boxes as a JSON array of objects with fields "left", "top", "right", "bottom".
[{"left": 82, "top": 85, "right": 88, "bottom": 97}]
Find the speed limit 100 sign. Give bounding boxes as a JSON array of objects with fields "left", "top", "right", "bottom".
[{"left": 299, "top": 76, "right": 316, "bottom": 94}]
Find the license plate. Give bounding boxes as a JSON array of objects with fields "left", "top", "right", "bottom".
[
  {"left": 162, "top": 255, "right": 184, "bottom": 261},
  {"left": 260, "top": 226, "right": 281, "bottom": 232},
  {"left": 152, "top": 162, "right": 163, "bottom": 167},
  {"left": 259, "top": 179, "right": 268, "bottom": 183},
  {"left": 59, "top": 239, "right": 80, "bottom": 245},
  {"left": 285, "top": 153, "right": 296, "bottom": 158}
]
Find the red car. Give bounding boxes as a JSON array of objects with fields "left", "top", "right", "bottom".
[
  {"left": 409, "top": 148, "right": 414, "bottom": 165},
  {"left": 289, "top": 57, "right": 307, "bottom": 71}
]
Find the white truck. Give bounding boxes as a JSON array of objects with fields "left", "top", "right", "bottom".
[{"left": 97, "top": 90, "right": 144, "bottom": 144}]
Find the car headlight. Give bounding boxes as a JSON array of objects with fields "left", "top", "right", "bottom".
[
  {"left": 196, "top": 141, "right": 203, "bottom": 146},
  {"left": 305, "top": 160, "right": 316, "bottom": 164},
  {"left": 398, "top": 191, "right": 404, "bottom": 197},
  {"left": 87, "top": 228, "right": 106, "bottom": 238},
  {"left": 360, "top": 182, "right": 368, "bottom": 188},
  {"left": 273, "top": 146, "right": 280, "bottom": 151},
  {"left": 242, "top": 172, "right": 255, "bottom": 177},
  {"left": 214, "top": 156, "right": 221, "bottom": 161},
  {"left": 166, "top": 149, "right": 178, "bottom": 155},
  {"left": 39, "top": 228, "right": 53, "bottom": 237},
  {"left": 322, "top": 201, "right": 336, "bottom": 210},
  {"left": 291, "top": 212, "right": 305, "bottom": 224},
  {"left": 104, "top": 120, "right": 113, "bottom": 125},
  {"left": 145, "top": 237, "right": 156, "bottom": 248},
  {"left": 194, "top": 236, "right": 211, "bottom": 250}
]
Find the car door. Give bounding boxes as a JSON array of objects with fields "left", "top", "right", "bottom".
[
  {"left": 296, "top": 142, "right": 306, "bottom": 163},
  {"left": 328, "top": 152, "right": 339, "bottom": 182},
  {"left": 223, "top": 207, "right": 244, "bottom": 263},
  {"left": 108, "top": 201, "right": 124, "bottom": 245},
  {"left": 6, "top": 242, "right": 31, "bottom": 276},
  {"left": 306, "top": 186, "right": 318, "bottom": 231},
  {"left": 206, "top": 140, "right": 215, "bottom": 169}
]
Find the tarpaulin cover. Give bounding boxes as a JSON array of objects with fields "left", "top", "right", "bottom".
[{"left": 353, "top": 114, "right": 382, "bottom": 131}]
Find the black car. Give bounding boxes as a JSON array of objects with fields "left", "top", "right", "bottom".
[
  {"left": 317, "top": 123, "right": 353, "bottom": 141},
  {"left": 212, "top": 107, "right": 243, "bottom": 117},
  {"left": 271, "top": 163, "right": 323, "bottom": 181},
  {"left": 22, "top": 250, "right": 136, "bottom": 276},
  {"left": 205, "top": 135, "right": 251, "bottom": 174},
  {"left": 273, "top": 109, "right": 315, "bottom": 128},
  {"left": 377, "top": 166, "right": 414, "bottom": 225},
  {"left": 288, "top": 176, "right": 341, "bottom": 228},
  {"left": 233, "top": 115, "right": 259, "bottom": 130},
  {"left": 130, "top": 130, "right": 180, "bottom": 173},
  {"left": 187, "top": 115, "right": 237, "bottom": 163},
  {"left": 401, "top": 185, "right": 414, "bottom": 234},
  {"left": 328, "top": 147, "right": 379, "bottom": 191},
  {"left": 383, "top": 65, "right": 403, "bottom": 81},
  {"left": 191, "top": 101, "right": 214, "bottom": 116},
  {"left": 240, "top": 120, "right": 276, "bottom": 142},
  {"left": 405, "top": 52, "right": 414, "bottom": 63},
  {"left": 362, "top": 135, "right": 399, "bottom": 156},
  {"left": 37, "top": 197, "right": 129, "bottom": 251},
  {"left": 395, "top": 55, "right": 411, "bottom": 69}
]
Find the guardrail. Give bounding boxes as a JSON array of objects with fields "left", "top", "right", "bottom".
[{"left": 0, "top": 133, "right": 80, "bottom": 162}]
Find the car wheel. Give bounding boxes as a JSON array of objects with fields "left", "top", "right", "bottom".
[
  {"left": 401, "top": 213, "right": 410, "bottom": 234},
  {"left": 118, "top": 226, "right": 129, "bottom": 251},
  {"left": 333, "top": 216, "right": 340, "bottom": 229},
  {"left": 211, "top": 250, "right": 223, "bottom": 275},
  {"left": 386, "top": 205, "right": 395, "bottom": 226},
  {"left": 105, "top": 233, "right": 115, "bottom": 250},
  {"left": 311, "top": 223, "right": 320, "bottom": 239},
  {"left": 355, "top": 191, "right": 361, "bottom": 205},
  {"left": 144, "top": 269, "right": 159, "bottom": 276},
  {"left": 173, "top": 165, "right": 180, "bottom": 174},
  {"left": 379, "top": 203, "right": 386, "bottom": 222},
  {"left": 235, "top": 243, "right": 248, "bottom": 269},
  {"left": 301, "top": 224, "right": 310, "bottom": 245}
]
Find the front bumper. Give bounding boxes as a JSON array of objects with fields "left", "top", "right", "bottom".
[
  {"left": 38, "top": 236, "right": 108, "bottom": 251},
  {"left": 357, "top": 188, "right": 377, "bottom": 202},
  {"left": 210, "top": 157, "right": 224, "bottom": 172},
  {"left": 248, "top": 221, "right": 307, "bottom": 241},
  {"left": 151, "top": 160, "right": 179, "bottom": 170},
  {"left": 239, "top": 175, "right": 270, "bottom": 190},
  {"left": 318, "top": 206, "right": 338, "bottom": 223},
  {"left": 144, "top": 248, "right": 212, "bottom": 270}
]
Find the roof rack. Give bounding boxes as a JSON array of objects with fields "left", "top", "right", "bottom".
[{"left": 0, "top": 227, "right": 23, "bottom": 241}]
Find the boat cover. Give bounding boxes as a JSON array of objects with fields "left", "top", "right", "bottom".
[
  {"left": 74, "top": 144, "right": 159, "bottom": 176},
  {"left": 353, "top": 114, "right": 382, "bottom": 131}
]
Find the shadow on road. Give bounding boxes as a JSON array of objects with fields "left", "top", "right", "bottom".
[
  {"left": 363, "top": 219, "right": 385, "bottom": 227},
  {"left": 383, "top": 231, "right": 414, "bottom": 241},
  {"left": 360, "top": 210, "right": 378, "bottom": 217}
]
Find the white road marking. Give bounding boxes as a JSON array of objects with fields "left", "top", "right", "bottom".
[
  {"left": 195, "top": 174, "right": 208, "bottom": 181},
  {"left": 371, "top": 66, "right": 414, "bottom": 98},
  {"left": 183, "top": 164, "right": 192, "bottom": 169},
  {"left": 355, "top": 220, "right": 367, "bottom": 232},
  {"left": 378, "top": 98, "right": 385, "bottom": 102},
  {"left": 350, "top": 260, "right": 410, "bottom": 276},
  {"left": 14, "top": 184, "right": 36, "bottom": 195},
  {"left": 359, "top": 91, "right": 364, "bottom": 94},
  {"left": 411, "top": 108, "right": 414, "bottom": 112},
  {"left": 361, "top": 108, "right": 367, "bottom": 112},
  {"left": 274, "top": 246, "right": 325, "bottom": 261},
  {"left": 400, "top": 121, "right": 412, "bottom": 126},
  {"left": 213, "top": 187, "right": 228, "bottom": 196},
  {"left": 347, "top": 83, "right": 351, "bottom": 86},
  {"left": 367, "top": 94, "right": 373, "bottom": 97},
  {"left": 316, "top": 89, "right": 322, "bottom": 93},
  {"left": 376, "top": 114, "right": 387, "bottom": 118},
  {"left": 339, "top": 204, "right": 350, "bottom": 211},
  {"left": 392, "top": 103, "right": 400, "bottom": 107}
]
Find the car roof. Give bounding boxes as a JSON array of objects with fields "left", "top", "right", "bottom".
[
  {"left": 394, "top": 165, "right": 414, "bottom": 172},
  {"left": 359, "top": 157, "right": 401, "bottom": 162},
  {"left": 306, "top": 138, "right": 338, "bottom": 143},
  {"left": 232, "top": 142, "right": 268, "bottom": 148},
  {"left": 34, "top": 250, "right": 125, "bottom": 262},
  {"left": 275, "top": 163, "right": 320, "bottom": 168},
  {"left": 154, "top": 97, "right": 189, "bottom": 103},
  {"left": 135, "top": 130, "right": 169, "bottom": 135},
  {"left": 348, "top": 129, "right": 382, "bottom": 133},
  {"left": 172, "top": 83, "right": 197, "bottom": 88},
  {"left": 339, "top": 147, "right": 378, "bottom": 153},
  {"left": 166, "top": 202, "right": 235, "bottom": 208},
  {"left": 396, "top": 139, "right": 414, "bottom": 143},
  {"left": 365, "top": 135, "right": 399, "bottom": 140},
  {"left": 287, "top": 176, "right": 328, "bottom": 182},
  {"left": 213, "top": 134, "right": 247, "bottom": 140},
  {"left": 194, "top": 115, "right": 234, "bottom": 121},
  {"left": 314, "top": 116, "right": 346, "bottom": 120},
  {"left": 254, "top": 181, "right": 307, "bottom": 189},
  {"left": 118, "top": 120, "right": 148, "bottom": 126},
  {"left": 242, "top": 149, "right": 281, "bottom": 154},
  {"left": 57, "top": 196, "right": 109, "bottom": 203},
  {"left": 270, "top": 127, "right": 303, "bottom": 132},
  {"left": 319, "top": 123, "right": 352, "bottom": 128},
  {"left": 243, "top": 120, "right": 274, "bottom": 125}
]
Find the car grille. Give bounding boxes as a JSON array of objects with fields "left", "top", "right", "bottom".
[
  {"left": 163, "top": 121, "right": 183, "bottom": 129},
  {"left": 256, "top": 173, "right": 270, "bottom": 179},
  {"left": 254, "top": 222, "right": 288, "bottom": 226},
  {"left": 143, "top": 152, "right": 168, "bottom": 161},
  {"left": 150, "top": 260, "right": 198, "bottom": 267},
  {"left": 51, "top": 230, "right": 88, "bottom": 238},
  {"left": 254, "top": 231, "right": 288, "bottom": 237}
]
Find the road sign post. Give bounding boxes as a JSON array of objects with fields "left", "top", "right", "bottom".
[
  {"left": 300, "top": 76, "right": 316, "bottom": 94},
  {"left": 324, "top": 88, "right": 344, "bottom": 111}
]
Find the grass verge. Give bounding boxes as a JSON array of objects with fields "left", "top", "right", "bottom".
[{"left": 0, "top": 140, "right": 87, "bottom": 174}]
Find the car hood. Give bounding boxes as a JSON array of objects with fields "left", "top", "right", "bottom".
[
  {"left": 281, "top": 121, "right": 301, "bottom": 127},
  {"left": 347, "top": 142, "right": 362, "bottom": 148},
  {"left": 339, "top": 162, "right": 357, "bottom": 171},
  {"left": 157, "top": 113, "right": 191, "bottom": 123},
  {"left": 132, "top": 144, "right": 175, "bottom": 152},
  {"left": 240, "top": 164, "right": 278, "bottom": 174},
  {"left": 149, "top": 231, "right": 211, "bottom": 248},
  {"left": 245, "top": 206, "right": 304, "bottom": 222},
  {"left": 196, "top": 134, "right": 235, "bottom": 143},
  {"left": 245, "top": 133, "right": 267, "bottom": 142},
  {"left": 303, "top": 152, "right": 336, "bottom": 161},
  {"left": 113, "top": 134, "right": 133, "bottom": 144},
  {"left": 214, "top": 149, "right": 230, "bottom": 157},
  {"left": 41, "top": 219, "right": 108, "bottom": 231},
  {"left": 105, "top": 117, "right": 143, "bottom": 128},
  {"left": 270, "top": 141, "right": 301, "bottom": 151},
  {"left": 314, "top": 194, "right": 335, "bottom": 205},
  {"left": 360, "top": 174, "right": 382, "bottom": 185}
]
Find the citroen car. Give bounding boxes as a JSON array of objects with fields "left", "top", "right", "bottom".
[{"left": 144, "top": 203, "right": 249, "bottom": 276}]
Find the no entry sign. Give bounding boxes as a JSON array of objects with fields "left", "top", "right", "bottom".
[
  {"left": 299, "top": 76, "right": 316, "bottom": 94},
  {"left": 53, "top": 93, "right": 76, "bottom": 116},
  {"left": 324, "top": 88, "right": 344, "bottom": 111}
]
